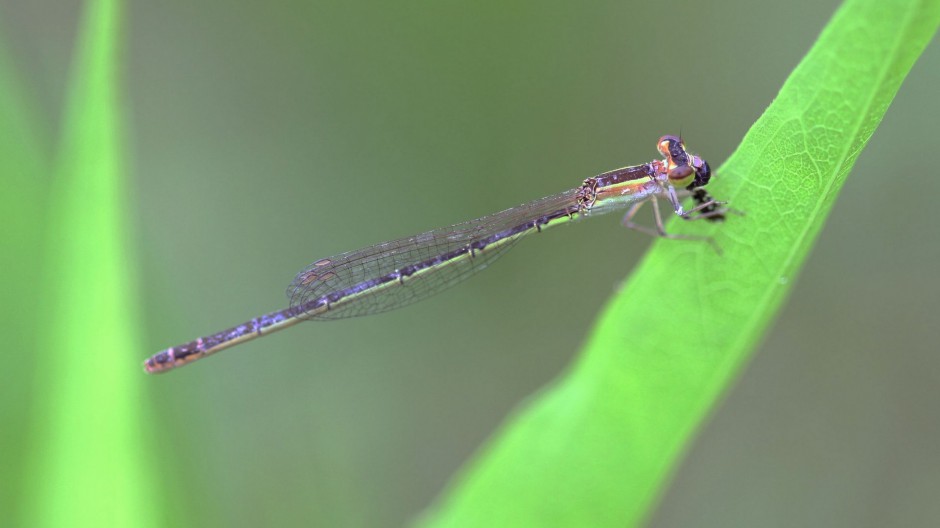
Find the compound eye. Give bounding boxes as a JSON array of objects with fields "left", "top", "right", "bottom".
[
  {"left": 657, "top": 135, "right": 682, "bottom": 157},
  {"left": 657, "top": 139, "right": 671, "bottom": 157},
  {"left": 667, "top": 164, "right": 694, "bottom": 186}
]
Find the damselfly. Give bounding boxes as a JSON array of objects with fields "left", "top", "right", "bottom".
[{"left": 145, "top": 135, "right": 726, "bottom": 373}]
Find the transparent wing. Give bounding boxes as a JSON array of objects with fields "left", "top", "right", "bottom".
[{"left": 286, "top": 188, "right": 582, "bottom": 320}]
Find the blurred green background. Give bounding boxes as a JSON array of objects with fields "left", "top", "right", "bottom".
[{"left": 3, "top": 0, "right": 939, "bottom": 526}]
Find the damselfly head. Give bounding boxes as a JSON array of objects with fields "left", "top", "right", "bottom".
[
  {"left": 659, "top": 135, "right": 711, "bottom": 189},
  {"left": 657, "top": 135, "right": 686, "bottom": 164}
]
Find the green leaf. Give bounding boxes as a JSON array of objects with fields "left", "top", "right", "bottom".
[
  {"left": 22, "top": 0, "right": 162, "bottom": 526},
  {"left": 419, "top": 0, "right": 940, "bottom": 526}
]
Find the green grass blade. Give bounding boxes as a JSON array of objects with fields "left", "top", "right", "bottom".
[
  {"left": 0, "top": 27, "right": 48, "bottom": 523},
  {"left": 22, "top": 0, "right": 162, "bottom": 526},
  {"left": 420, "top": 0, "right": 940, "bottom": 526}
]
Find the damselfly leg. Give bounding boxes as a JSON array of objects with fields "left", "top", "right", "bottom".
[{"left": 621, "top": 194, "right": 723, "bottom": 253}]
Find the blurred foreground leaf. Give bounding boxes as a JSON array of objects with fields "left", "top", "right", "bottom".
[
  {"left": 23, "top": 0, "right": 161, "bottom": 526},
  {"left": 421, "top": 0, "right": 940, "bottom": 526},
  {"left": 0, "top": 27, "right": 47, "bottom": 522}
]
